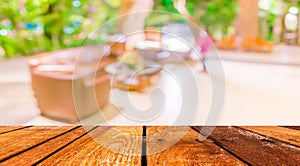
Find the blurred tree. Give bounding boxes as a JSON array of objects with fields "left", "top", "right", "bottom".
[
  {"left": 236, "top": 0, "right": 259, "bottom": 39},
  {"left": 150, "top": 0, "right": 238, "bottom": 39},
  {"left": 0, "top": 0, "right": 120, "bottom": 58},
  {"left": 259, "top": 0, "right": 300, "bottom": 43},
  {"left": 0, "top": 0, "right": 239, "bottom": 58}
]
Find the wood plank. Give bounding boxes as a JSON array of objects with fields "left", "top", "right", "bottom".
[
  {"left": 0, "top": 126, "right": 30, "bottom": 134},
  {"left": 195, "top": 126, "right": 300, "bottom": 165},
  {"left": 239, "top": 126, "right": 300, "bottom": 147},
  {"left": 0, "top": 126, "right": 75, "bottom": 161},
  {"left": 38, "top": 126, "right": 143, "bottom": 165},
  {"left": 282, "top": 126, "right": 300, "bottom": 131},
  {"left": 1, "top": 127, "right": 92, "bottom": 166},
  {"left": 147, "top": 126, "right": 246, "bottom": 165}
]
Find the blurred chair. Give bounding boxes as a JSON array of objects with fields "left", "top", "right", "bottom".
[{"left": 29, "top": 46, "right": 115, "bottom": 123}]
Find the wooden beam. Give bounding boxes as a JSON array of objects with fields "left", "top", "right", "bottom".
[
  {"left": 0, "top": 126, "right": 75, "bottom": 161},
  {"left": 38, "top": 127, "right": 143, "bottom": 165},
  {"left": 239, "top": 126, "right": 300, "bottom": 147},
  {"left": 194, "top": 126, "right": 300, "bottom": 165},
  {"left": 147, "top": 126, "right": 246, "bottom": 165},
  {"left": 283, "top": 126, "right": 300, "bottom": 131},
  {"left": 0, "top": 126, "right": 31, "bottom": 135},
  {"left": 1, "top": 127, "right": 92, "bottom": 165}
]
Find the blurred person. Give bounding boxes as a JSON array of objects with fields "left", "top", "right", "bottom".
[
  {"left": 197, "top": 29, "right": 214, "bottom": 73},
  {"left": 174, "top": 0, "right": 212, "bottom": 72}
]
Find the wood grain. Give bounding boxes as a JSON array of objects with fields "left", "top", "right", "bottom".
[
  {"left": 0, "top": 126, "right": 30, "bottom": 134},
  {"left": 1, "top": 126, "right": 300, "bottom": 165},
  {"left": 38, "top": 126, "right": 143, "bottom": 165},
  {"left": 1, "top": 127, "right": 92, "bottom": 166},
  {"left": 0, "top": 126, "right": 75, "bottom": 161},
  {"left": 282, "top": 126, "right": 300, "bottom": 131},
  {"left": 195, "top": 126, "right": 300, "bottom": 165},
  {"left": 239, "top": 126, "right": 300, "bottom": 147},
  {"left": 147, "top": 126, "right": 245, "bottom": 166}
]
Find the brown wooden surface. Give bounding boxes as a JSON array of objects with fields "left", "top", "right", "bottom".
[
  {"left": 0, "top": 126, "right": 30, "bottom": 134},
  {"left": 240, "top": 126, "right": 300, "bottom": 147},
  {"left": 0, "top": 126, "right": 300, "bottom": 165},
  {"left": 283, "top": 126, "right": 300, "bottom": 131},
  {"left": 147, "top": 126, "right": 245, "bottom": 165},
  {"left": 38, "top": 126, "right": 142, "bottom": 165},
  {"left": 1, "top": 127, "right": 92, "bottom": 166},
  {"left": 0, "top": 126, "right": 75, "bottom": 161},
  {"left": 194, "top": 126, "right": 300, "bottom": 165}
]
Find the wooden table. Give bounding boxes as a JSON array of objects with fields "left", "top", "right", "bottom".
[{"left": 0, "top": 126, "right": 300, "bottom": 165}]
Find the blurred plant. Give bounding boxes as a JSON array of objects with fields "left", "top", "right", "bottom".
[
  {"left": 0, "top": 0, "right": 120, "bottom": 58},
  {"left": 0, "top": 0, "right": 240, "bottom": 58},
  {"left": 149, "top": 0, "right": 238, "bottom": 39},
  {"left": 259, "top": 0, "right": 300, "bottom": 41}
]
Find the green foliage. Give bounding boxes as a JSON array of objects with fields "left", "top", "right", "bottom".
[
  {"left": 197, "top": 0, "right": 238, "bottom": 35},
  {"left": 0, "top": 0, "right": 239, "bottom": 58},
  {"left": 259, "top": 0, "right": 300, "bottom": 41},
  {"left": 0, "top": 0, "right": 120, "bottom": 58},
  {"left": 146, "top": 0, "right": 183, "bottom": 27},
  {"left": 150, "top": 0, "right": 238, "bottom": 37}
]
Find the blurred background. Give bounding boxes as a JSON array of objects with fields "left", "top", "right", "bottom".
[
  {"left": 1, "top": 0, "right": 300, "bottom": 125},
  {"left": 0, "top": 0, "right": 299, "bottom": 58}
]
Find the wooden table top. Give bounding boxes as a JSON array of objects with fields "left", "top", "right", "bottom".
[{"left": 0, "top": 126, "right": 300, "bottom": 165}]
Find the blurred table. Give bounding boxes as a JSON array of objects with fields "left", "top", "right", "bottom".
[{"left": 0, "top": 126, "right": 300, "bottom": 165}]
